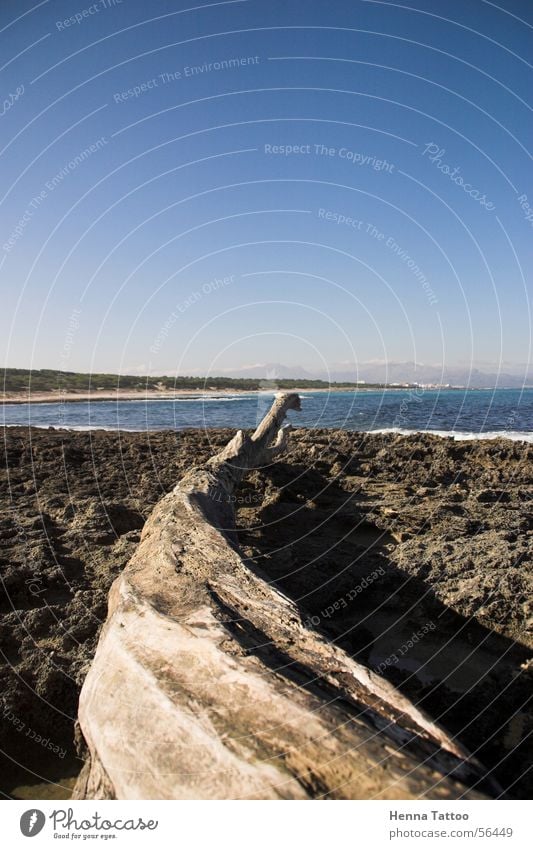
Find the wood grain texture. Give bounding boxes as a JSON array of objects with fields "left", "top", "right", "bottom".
[{"left": 74, "top": 394, "right": 496, "bottom": 799}]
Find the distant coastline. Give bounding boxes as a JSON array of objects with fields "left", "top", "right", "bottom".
[
  {"left": 1, "top": 386, "right": 417, "bottom": 405},
  {"left": 3, "top": 386, "right": 528, "bottom": 406},
  {"left": 1, "top": 367, "right": 466, "bottom": 405}
]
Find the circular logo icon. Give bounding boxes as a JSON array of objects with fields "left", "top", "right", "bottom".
[{"left": 20, "top": 809, "right": 46, "bottom": 837}]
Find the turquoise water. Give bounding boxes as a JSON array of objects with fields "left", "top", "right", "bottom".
[{"left": 2, "top": 388, "right": 532, "bottom": 440}]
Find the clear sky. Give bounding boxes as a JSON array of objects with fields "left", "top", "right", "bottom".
[{"left": 1, "top": 0, "right": 532, "bottom": 379}]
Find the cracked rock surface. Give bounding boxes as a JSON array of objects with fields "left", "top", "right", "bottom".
[{"left": 1, "top": 426, "right": 531, "bottom": 798}]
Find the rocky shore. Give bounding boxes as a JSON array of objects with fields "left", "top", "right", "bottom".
[{"left": 0, "top": 426, "right": 531, "bottom": 798}]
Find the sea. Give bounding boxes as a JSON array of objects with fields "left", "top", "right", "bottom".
[{"left": 1, "top": 388, "right": 532, "bottom": 442}]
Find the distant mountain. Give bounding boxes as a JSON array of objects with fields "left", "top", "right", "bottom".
[
  {"left": 200, "top": 363, "right": 317, "bottom": 381},
  {"left": 198, "top": 361, "right": 532, "bottom": 388},
  {"left": 322, "top": 361, "right": 532, "bottom": 388}
]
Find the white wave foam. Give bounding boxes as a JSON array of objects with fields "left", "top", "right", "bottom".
[
  {"left": 370, "top": 427, "right": 533, "bottom": 443},
  {"left": 3, "top": 422, "right": 532, "bottom": 442},
  {"left": 118, "top": 395, "right": 249, "bottom": 404}
]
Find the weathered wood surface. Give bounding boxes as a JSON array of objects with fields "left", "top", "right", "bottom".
[{"left": 74, "top": 394, "right": 496, "bottom": 799}]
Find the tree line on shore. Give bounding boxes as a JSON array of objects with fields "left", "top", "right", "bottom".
[{"left": 2, "top": 368, "right": 388, "bottom": 393}]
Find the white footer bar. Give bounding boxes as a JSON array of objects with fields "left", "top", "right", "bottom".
[{"left": 5, "top": 799, "right": 530, "bottom": 848}]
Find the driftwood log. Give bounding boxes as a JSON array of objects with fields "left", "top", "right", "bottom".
[{"left": 74, "top": 394, "right": 496, "bottom": 799}]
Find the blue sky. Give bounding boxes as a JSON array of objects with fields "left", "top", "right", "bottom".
[{"left": 1, "top": 0, "right": 532, "bottom": 378}]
